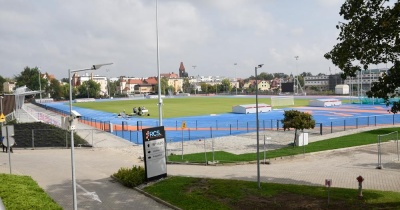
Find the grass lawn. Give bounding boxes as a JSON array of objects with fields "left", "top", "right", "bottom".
[
  {"left": 144, "top": 176, "right": 400, "bottom": 210},
  {"left": 74, "top": 97, "right": 312, "bottom": 119},
  {"left": 0, "top": 174, "right": 62, "bottom": 210},
  {"left": 168, "top": 127, "right": 400, "bottom": 163}
]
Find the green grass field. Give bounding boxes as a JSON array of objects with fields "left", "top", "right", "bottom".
[
  {"left": 74, "top": 97, "right": 312, "bottom": 119},
  {"left": 144, "top": 176, "right": 400, "bottom": 209}
]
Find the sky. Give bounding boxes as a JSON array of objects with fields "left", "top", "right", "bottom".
[{"left": 0, "top": 0, "right": 350, "bottom": 80}]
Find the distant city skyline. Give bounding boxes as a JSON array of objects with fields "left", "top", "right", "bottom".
[{"left": 0, "top": 0, "right": 391, "bottom": 80}]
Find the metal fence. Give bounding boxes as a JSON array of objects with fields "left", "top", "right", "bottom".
[
  {"left": 12, "top": 128, "right": 96, "bottom": 149},
  {"left": 32, "top": 101, "right": 400, "bottom": 145}
]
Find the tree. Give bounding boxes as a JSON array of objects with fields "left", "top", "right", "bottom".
[
  {"left": 154, "top": 77, "right": 169, "bottom": 95},
  {"left": 108, "top": 80, "right": 118, "bottom": 97},
  {"left": 77, "top": 80, "right": 101, "bottom": 98},
  {"left": 181, "top": 78, "right": 190, "bottom": 93},
  {"left": 15, "top": 66, "right": 49, "bottom": 99},
  {"left": 48, "top": 78, "right": 63, "bottom": 100},
  {"left": 61, "top": 83, "right": 77, "bottom": 100},
  {"left": 221, "top": 78, "right": 231, "bottom": 93},
  {"left": 324, "top": 0, "right": 400, "bottom": 113},
  {"left": 281, "top": 110, "right": 315, "bottom": 146},
  {"left": 0, "top": 75, "right": 6, "bottom": 93}
]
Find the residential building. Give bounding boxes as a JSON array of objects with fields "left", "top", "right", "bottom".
[
  {"left": 71, "top": 72, "right": 109, "bottom": 96},
  {"left": 118, "top": 77, "right": 158, "bottom": 95},
  {"left": 3, "top": 81, "right": 16, "bottom": 93}
]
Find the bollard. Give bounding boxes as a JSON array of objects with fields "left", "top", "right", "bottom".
[{"left": 356, "top": 175, "right": 364, "bottom": 198}]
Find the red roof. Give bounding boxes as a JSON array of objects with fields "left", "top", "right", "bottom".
[
  {"left": 127, "top": 79, "right": 143, "bottom": 85},
  {"left": 145, "top": 77, "right": 158, "bottom": 85}
]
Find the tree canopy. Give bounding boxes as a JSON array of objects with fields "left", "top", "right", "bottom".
[
  {"left": 324, "top": 0, "right": 400, "bottom": 113},
  {"left": 281, "top": 110, "right": 315, "bottom": 146},
  {"left": 77, "top": 80, "right": 101, "bottom": 98}
]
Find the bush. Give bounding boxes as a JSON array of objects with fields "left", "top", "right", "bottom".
[{"left": 113, "top": 165, "right": 146, "bottom": 188}]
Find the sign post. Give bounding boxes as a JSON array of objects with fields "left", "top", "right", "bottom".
[
  {"left": 1, "top": 125, "right": 15, "bottom": 174},
  {"left": 142, "top": 126, "right": 167, "bottom": 181},
  {"left": 181, "top": 121, "right": 186, "bottom": 160},
  {"left": 325, "top": 179, "right": 332, "bottom": 205}
]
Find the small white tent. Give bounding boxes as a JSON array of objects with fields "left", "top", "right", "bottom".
[
  {"left": 232, "top": 104, "right": 271, "bottom": 114},
  {"left": 309, "top": 99, "right": 342, "bottom": 107}
]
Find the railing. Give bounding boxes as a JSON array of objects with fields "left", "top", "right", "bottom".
[
  {"left": 74, "top": 113, "right": 400, "bottom": 144},
  {"left": 31, "top": 101, "right": 400, "bottom": 145}
]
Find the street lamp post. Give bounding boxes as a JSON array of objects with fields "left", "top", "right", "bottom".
[
  {"left": 255, "top": 64, "right": 263, "bottom": 189},
  {"left": 68, "top": 63, "right": 112, "bottom": 210},
  {"left": 38, "top": 68, "right": 42, "bottom": 103}
]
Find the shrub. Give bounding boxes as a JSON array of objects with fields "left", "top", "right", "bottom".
[{"left": 113, "top": 165, "right": 146, "bottom": 188}]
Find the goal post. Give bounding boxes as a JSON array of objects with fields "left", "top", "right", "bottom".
[
  {"left": 377, "top": 131, "right": 399, "bottom": 169},
  {"left": 270, "top": 96, "right": 294, "bottom": 108}
]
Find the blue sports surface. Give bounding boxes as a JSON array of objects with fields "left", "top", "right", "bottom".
[{"left": 44, "top": 99, "right": 400, "bottom": 144}]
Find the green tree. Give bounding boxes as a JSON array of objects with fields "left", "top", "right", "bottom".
[
  {"left": 48, "top": 78, "right": 63, "bottom": 100},
  {"left": 281, "top": 110, "right": 315, "bottom": 146},
  {"left": 154, "top": 77, "right": 169, "bottom": 95},
  {"left": 77, "top": 80, "right": 101, "bottom": 98},
  {"left": 0, "top": 75, "right": 6, "bottom": 93},
  {"left": 61, "top": 83, "right": 77, "bottom": 100},
  {"left": 108, "top": 80, "right": 118, "bottom": 97},
  {"left": 15, "top": 66, "right": 49, "bottom": 99},
  {"left": 324, "top": 0, "right": 400, "bottom": 113},
  {"left": 221, "top": 78, "right": 231, "bottom": 93},
  {"left": 297, "top": 75, "right": 304, "bottom": 87},
  {"left": 182, "top": 78, "right": 191, "bottom": 93}
]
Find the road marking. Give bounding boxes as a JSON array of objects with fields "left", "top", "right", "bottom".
[{"left": 77, "top": 184, "right": 102, "bottom": 203}]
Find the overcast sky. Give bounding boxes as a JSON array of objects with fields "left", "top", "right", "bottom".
[{"left": 0, "top": 0, "right": 354, "bottom": 80}]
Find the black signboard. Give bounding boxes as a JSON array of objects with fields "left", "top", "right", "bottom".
[{"left": 142, "top": 126, "right": 167, "bottom": 181}]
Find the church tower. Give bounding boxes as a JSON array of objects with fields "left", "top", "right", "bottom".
[{"left": 179, "top": 62, "right": 188, "bottom": 77}]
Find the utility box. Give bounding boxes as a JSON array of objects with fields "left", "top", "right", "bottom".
[{"left": 296, "top": 132, "right": 309, "bottom": 146}]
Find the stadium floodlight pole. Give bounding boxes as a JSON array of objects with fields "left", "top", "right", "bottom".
[
  {"left": 68, "top": 62, "right": 112, "bottom": 210},
  {"left": 255, "top": 63, "right": 263, "bottom": 189},
  {"left": 156, "top": 0, "right": 163, "bottom": 126}
]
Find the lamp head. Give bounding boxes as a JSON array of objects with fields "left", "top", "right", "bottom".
[
  {"left": 92, "top": 63, "right": 114, "bottom": 70},
  {"left": 257, "top": 64, "right": 264, "bottom": 68}
]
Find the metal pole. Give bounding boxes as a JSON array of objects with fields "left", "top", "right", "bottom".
[
  {"left": 39, "top": 69, "right": 42, "bottom": 102},
  {"left": 5, "top": 126, "right": 12, "bottom": 174},
  {"left": 32, "top": 130, "right": 34, "bottom": 150},
  {"left": 181, "top": 129, "right": 184, "bottom": 160},
  {"left": 255, "top": 65, "right": 263, "bottom": 189},
  {"left": 156, "top": 0, "right": 163, "bottom": 126},
  {"left": 263, "top": 135, "right": 266, "bottom": 164},
  {"left": 397, "top": 132, "right": 399, "bottom": 161},
  {"left": 69, "top": 69, "right": 78, "bottom": 210}
]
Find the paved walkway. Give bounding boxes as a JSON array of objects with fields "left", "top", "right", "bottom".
[{"left": 1, "top": 103, "right": 399, "bottom": 210}]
